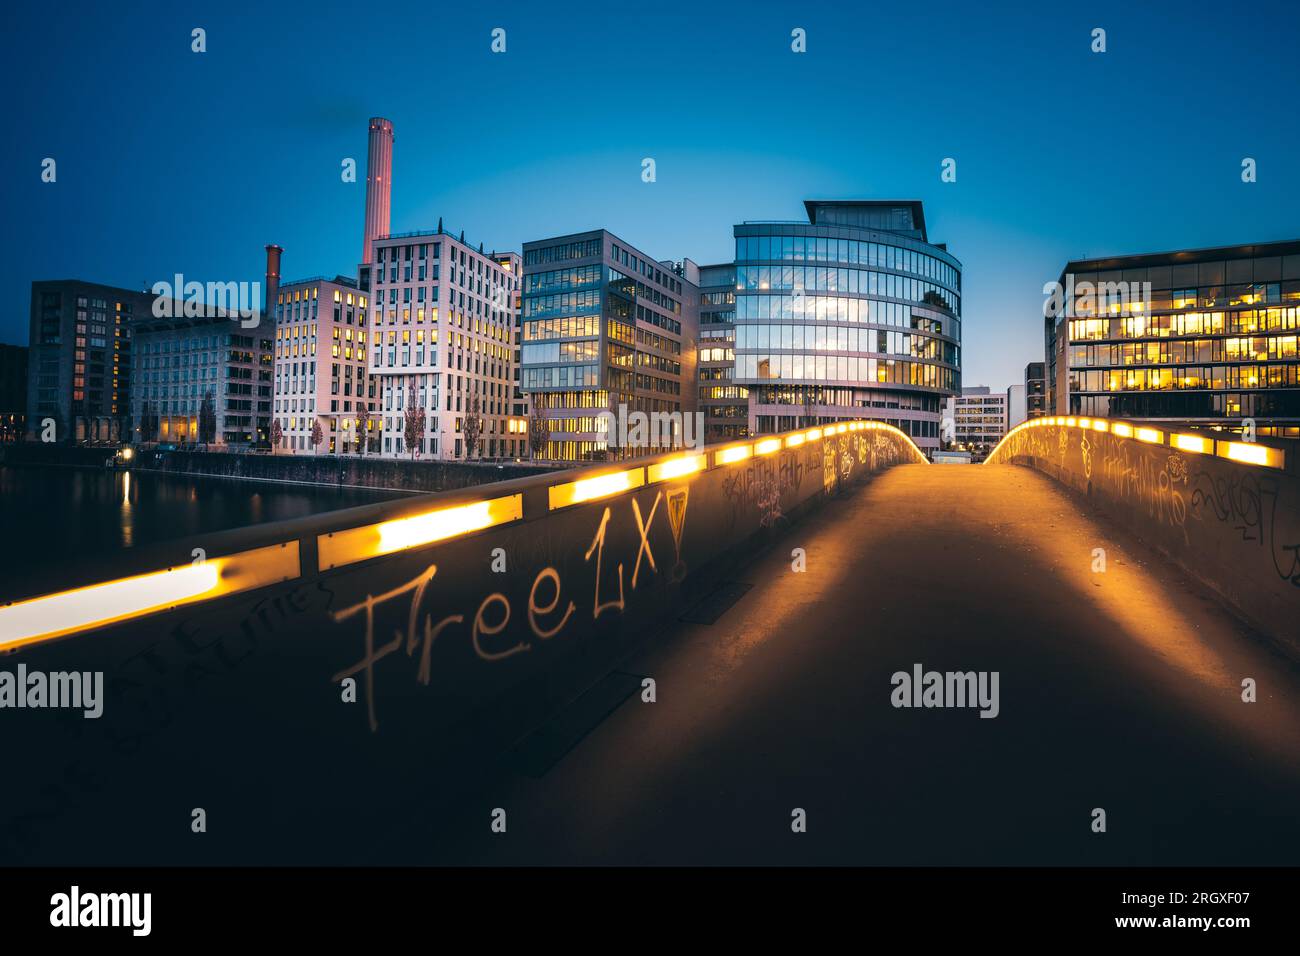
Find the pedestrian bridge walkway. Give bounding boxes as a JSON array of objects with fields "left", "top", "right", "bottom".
[{"left": 1, "top": 416, "right": 1297, "bottom": 865}]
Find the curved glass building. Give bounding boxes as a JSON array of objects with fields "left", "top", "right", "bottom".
[{"left": 732, "top": 200, "right": 961, "bottom": 451}]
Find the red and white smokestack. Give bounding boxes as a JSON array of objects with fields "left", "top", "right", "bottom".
[
  {"left": 362, "top": 117, "right": 394, "bottom": 266},
  {"left": 265, "top": 244, "right": 283, "bottom": 326}
]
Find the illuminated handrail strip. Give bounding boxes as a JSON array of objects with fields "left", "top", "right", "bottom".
[
  {"left": 0, "top": 542, "right": 299, "bottom": 651},
  {"left": 4, "top": 418, "right": 932, "bottom": 648},
  {"left": 318, "top": 494, "right": 524, "bottom": 570},
  {"left": 986, "top": 416, "right": 1286, "bottom": 469},
  {"left": 548, "top": 468, "right": 646, "bottom": 510}
]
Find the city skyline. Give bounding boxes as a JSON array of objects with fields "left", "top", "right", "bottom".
[{"left": 5, "top": 0, "right": 1299, "bottom": 392}]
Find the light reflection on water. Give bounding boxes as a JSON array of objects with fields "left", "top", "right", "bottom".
[{"left": 0, "top": 465, "right": 406, "bottom": 578}]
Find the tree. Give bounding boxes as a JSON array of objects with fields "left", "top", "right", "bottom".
[
  {"left": 270, "top": 418, "right": 283, "bottom": 452},
  {"left": 198, "top": 390, "right": 217, "bottom": 449},
  {"left": 356, "top": 403, "right": 371, "bottom": 456},
  {"left": 402, "top": 379, "right": 425, "bottom": 459},
  {"left": 527, "top": 401, "right": 549, "bottom": 460},
  {"left": 463, "top": 391, "right": 482, "bottom": 460},
  {"left": 310, "top": 418, "right": 324, "bottom": 454}
]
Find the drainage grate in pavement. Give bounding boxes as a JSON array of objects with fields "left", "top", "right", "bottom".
[
  {"left": 679, "top": 580, "right": 753, "bottom": 625},
  {"left": 509, "top": 670, "right": 645, "bottom": 778}
]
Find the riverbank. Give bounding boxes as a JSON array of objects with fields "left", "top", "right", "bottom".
[{"left": 0, "top": 442, "right": 558, "bottom": 494}]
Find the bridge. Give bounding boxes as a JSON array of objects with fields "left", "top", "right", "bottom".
[{"left": 2, "top": 418, "right": 1298, "bottom": 865}]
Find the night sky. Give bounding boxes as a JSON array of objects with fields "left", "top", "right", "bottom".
[{"left": 3, "top": 0, "right": 1298, "bottom": 389}]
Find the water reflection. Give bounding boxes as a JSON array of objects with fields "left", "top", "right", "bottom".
[
  {"left": 121, "top": 471, "right": 133, "bottom": 548},
  {"left": 0, "top": 465, "right": 407, "bottom": 579}
]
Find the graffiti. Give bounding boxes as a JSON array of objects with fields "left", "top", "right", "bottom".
[
  {"left": 667, "top": 488, "right": 689, "bottom": 581},
  {"left": 329, "top": 489, "right": 685, "bottom": 732},
  {"left": 1099, "top": 435, "right": 1188, "bottom": 542},
  {"left": 722, "top": 449, "right": 806, "bottom": 525},
  {"left": 1190, "top": 469, "right": 1300, "bottom": 587},
  {"left": 755, "top": 471, "right": 783, "bottom": 528},
  {"left": 822, "top": 439, "right": 838, "bottom": 492},
  {"left": 1081, "top": 435, "right": 1093, "bottom": 481}
]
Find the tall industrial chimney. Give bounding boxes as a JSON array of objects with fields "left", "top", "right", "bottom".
[
  {"left": 264, "top": 244, "right": 283, "bottom": 327},
  {"left": 362, "top": 117, "right": 394, "bottom": 267}
]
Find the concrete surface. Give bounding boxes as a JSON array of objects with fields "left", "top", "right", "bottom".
[{"left": 402, "top": 464, "right": 1300, "bottom": 865}]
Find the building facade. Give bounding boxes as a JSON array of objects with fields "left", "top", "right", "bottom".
[
  {"left": 366, "top": 231, "right": 524, "bottom": 460},
  {"left": 271, "top": 276, "right": 374, "bottom": 454},
  {"left": 1046, "top": 240, "right": 1300, "bottom": 438},
  {"left": 1006, "top": 383, "right": 1027, "bottom": 429},
  {"left": 731, "top": 201, "right": 961, "bottom": 451},
  {"left": 697, "top": 262, "right": 747, "bottom": 443},
  {"left": 131, "top": 312, "right": 273, "bottom": 446},
  {"left": 26, "top": 280, "right": 152, "bottom": 443},
  {"left": 520, "top": 230, "right": 700, "bottom": 461},
  {"left": 946, "top": 386, "right": 1007, "bottom": 461},
  {"left": 1025, "top": 361, "right": 1047, "bottom": 418},
  {"left": 0, "top": 344, "right": 27, "bottom": 443}
]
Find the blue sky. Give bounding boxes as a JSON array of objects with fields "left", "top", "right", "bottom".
[{"left": 3, "top": 0, "right": 1298, "bottom": 389}]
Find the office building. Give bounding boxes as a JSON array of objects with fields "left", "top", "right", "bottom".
[
  {"left": 26, "top": 280, "right": 153, "bottom": 443},
  {"left": 520, "top": 229, "right": 699, "bottom": 461},
  {"left": 1045, "top": 240, "right": 1300, "bottom": 438},
  {"left": 131, "top": 311, "right": 273, "bottom": 447},
  {"left": 0, "top": 344, "right": 27, "bottom": 443},
  {"left": 1006, "top": 383, "right": 1027, "bottom": 429},
  {"left": 697, "top": 262, "right": 747, "bottom": 442},
  {"left": 368, "top": 230, "right": 524, "bottom": 459},
  {"left": 732, "top": 200, "right": 961, "bottom": 451},
  {"left": 946, "top": 386, "right": 1007, "bottom": 461},
  {"left": 1025, "top": 361, "right": 1047, "bottom": 418},
  {"left": 271, "top": 274, "right": 374, "bottom": 454}
]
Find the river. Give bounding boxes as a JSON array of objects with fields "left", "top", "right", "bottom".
[{"left": 0, "top": 464, "right": 409, "bottom": 580}]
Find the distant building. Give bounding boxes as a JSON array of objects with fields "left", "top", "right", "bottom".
[
  {"left": 946, "top": 386, "right": 1007, "bottom": 461},
  {"left": 1046, "top": 240, "right": 1300, "bottom": 438},
  {"left": 697, "top": 262, "right": 747, "bottom": 443},
  {"left": 0, "top": 344, "right": 27, "bottom": 442},
  {"left": 271, "top": 275, "right": 374, "bottom": 454},
  {"left": 1006, "top": 383, "right": 1027, "bottom": 429},
  {"left": 131, "top": 313, "right": 273, "bottom": 447},
  {"left": 1025, "top": 361, "right": 1047, "bottom": 418},
  {"left": 26, "top": 280, "right": 153, "bottom": 443},
  {"left": 520, "top": 229, "right": 699, "bottom": 461},
  {"left": 367, "top": 231, "right": 524, "bottom": 460},
  {"left": 731, "top": 200, "right": 961, "bottom": 451}
]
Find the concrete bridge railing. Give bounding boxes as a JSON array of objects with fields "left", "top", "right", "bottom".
[
  {"left": 986, "top": 415, "right": 1299, "bottom": 656},
  {"left": 0, "top": 420, "right": 925, "bottom": 862}
]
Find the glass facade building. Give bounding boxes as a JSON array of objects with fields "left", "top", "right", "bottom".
[
  {"left": 520, "top": 229, "right": 699, "bottom": 461},
  {"left": 731, "top": 200, "right": 961, "bottom": 450},
  {"left": 1046, "top": 240, "right": 1300, "bottom": 438},
  {"left": 697, "top": 262, "right": 746, "bottom": 443}
]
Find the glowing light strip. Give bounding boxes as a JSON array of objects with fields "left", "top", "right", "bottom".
[
  {"left": 716, "top": 444, "right": 752, "bottom": 465},
  {"left": 805, "top": 428, "right": 823, "bottom": 441},
  {"left": 0, "top": 542, "right": 299, "bottom": 651},
  {"left": 1218, "top": 441, "right": 1284, "bottom": 468},
  {"left": 318, "top": 494, "right": 523, "bottom": 569},
  {"left": 989, "top": 417, "right": 1286, "bottom": 471},
  {"left": 1172, "top": 433, "right": 1208, "bottom": 454},
  {"left": 755, "top": 438, "right": 782, "bottom": 455},
  {"left": 786, "top": 433, "right": 806, "bottom": 448},
  {"left": 647, "top": 454, "right": 706, "bottom": 483},
  {"left": 548, "top": 469, "right": 645, "bottom": 510}
]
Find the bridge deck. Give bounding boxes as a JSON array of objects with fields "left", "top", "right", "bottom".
[{"left": 404, "top": 463, "right": 1300, "bottom": 865}]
